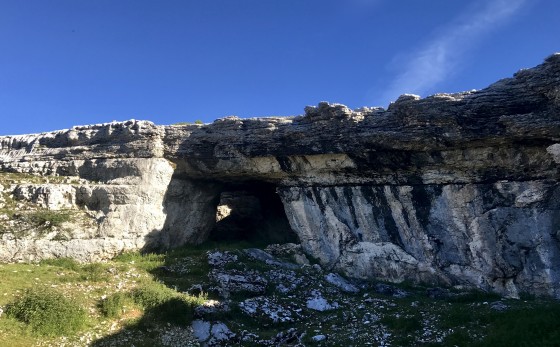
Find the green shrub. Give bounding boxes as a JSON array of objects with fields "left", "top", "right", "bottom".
[
  {"left": 79, "top": 263, "right": 108, "bottom": 282},
  {"left": 132, "top": 282, "right": 207, "bottom": 325},
  {"left": 39, "top": 257, "right": 81, "bottom": 271},
  {"left": 26, "top": 210, "right": 72, "bottom": 228},
  {"left": 5, "top": 287, "right": 87, "bottom": 336},
  {"left": 99, "top": 292, "right": 133, "bottom": 318},
  {"left": 132, "top": 282, "right": 177, "bottom": 309}
]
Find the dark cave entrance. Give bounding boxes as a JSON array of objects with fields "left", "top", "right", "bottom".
[{"left": 209, "top": 181, "right": 298, "bottom": 245}]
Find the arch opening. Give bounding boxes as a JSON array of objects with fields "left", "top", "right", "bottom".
[{"left": 209, "top": 181, "right": 298, "bottom": 245}]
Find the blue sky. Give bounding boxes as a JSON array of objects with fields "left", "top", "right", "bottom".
[{"left": 0, "top": 0, "right": 558, "bottom": 135}]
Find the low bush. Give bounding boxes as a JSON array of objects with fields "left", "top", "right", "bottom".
[
  {"left": 27, "top": 210, "right": 72, "bottom": 228},
  {"left": 80, "top": 263, "right": 108, "bottom": 282},
  {"left": 39, "top": 257, "right": 81, "bottom": 271},
  {"left": 131, "top": 281, "right": 177, "bottom": 309},
  {"left": 5, "top": 287, "right": 87, "bottom": 336},
  {"left": 99, "top": 292, "right": 133, "bottom": 318},
  {"left": 132, "top": 281, "right": 207, "bottom": 325}
]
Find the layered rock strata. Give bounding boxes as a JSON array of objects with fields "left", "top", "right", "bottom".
[{"left": 1, "top": 54, "right": 560, "bottom": 298}]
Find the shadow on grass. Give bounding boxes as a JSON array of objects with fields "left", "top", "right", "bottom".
[
  {"left": 90, "top": 240, "right": 255, "bottom": 347},
  {"left": 431, "top": 299, "right": 560, "bottom": 347},
  {"left": 477, "top": 304, "right": 560, "bottom": 347},
  {"left": 90, "top": 297, "right": 199, "bottom": 347},
  {"left": 145, "top": 240, "right": 268, "bottom": 294}
]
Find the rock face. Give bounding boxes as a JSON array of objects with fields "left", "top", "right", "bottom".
[{"left": 1, "top": 54, "right": 560, "bottom": 298}]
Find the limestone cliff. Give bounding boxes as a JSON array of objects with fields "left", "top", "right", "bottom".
[{"left": 1, "top": 53, "right": 559, "bottom": 298}]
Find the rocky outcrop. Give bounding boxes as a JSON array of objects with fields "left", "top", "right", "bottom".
[
  {"left": 0, "top": 122, "right": 218, "bottom": 261},
  {"left": 1, "top": 54, "right": 560, "bottom": 298}
]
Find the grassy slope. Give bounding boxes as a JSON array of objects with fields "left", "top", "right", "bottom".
[
  {"left": 0, "top": 242, "right": 559, "bottom": 346},
  {"left": 0, "top": 249, "right": 198, "bottom": 347}
]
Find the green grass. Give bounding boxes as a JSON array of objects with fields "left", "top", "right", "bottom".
[
  {"left": 2, "top": 240, "right": 560, "bottom": 346},
  {"left": 381, "top": 314, "right": 422, "bottom": 332},
  {"left": 383, "top": 289, "right": 560, "bottom": 347},
  {"left": 0, "top": 263, "right": 64, "bottom": 306},
  {"left": 113, "top": 251, "right": 166, "bottom": 272},
  {"left": 5, "top": 287, "right": 87, "bottom": 336},
  {"left": 379, "top": 314, "right": 423, "bottom": 345},
  {"left": 477, "top": 305, "right": 560, "bottom": 347},
  {"left": 427, "top": 302, "right": 560, "bottom": 347},
  {"left": 0, "top": 243, "right": 215, "bottom": 346},
  {"left": 447, "top": 289, "right": 502, "bottom": 303},
  {"left": 39, "top": 257, "right": 81, "bottom": 271}
]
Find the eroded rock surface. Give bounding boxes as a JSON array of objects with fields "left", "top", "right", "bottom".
[{"left": 1, "top": 54, "right": 560, "bottom": 297}]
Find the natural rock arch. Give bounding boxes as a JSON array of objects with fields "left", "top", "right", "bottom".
[{"left": 1, "top": 53, "right": 560, "bottom": 298}]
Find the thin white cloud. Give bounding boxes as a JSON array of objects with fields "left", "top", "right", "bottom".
[{"left": 378, "top": 0, "right": 526, "bottom": 106}]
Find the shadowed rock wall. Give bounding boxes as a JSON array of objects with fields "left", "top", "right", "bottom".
[{"left": 1, "top": 54, "right": 560, "bottom": 297}]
